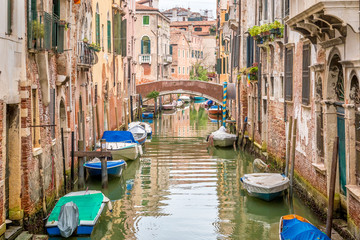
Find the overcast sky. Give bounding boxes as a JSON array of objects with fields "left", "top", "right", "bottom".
[{"left": 159, "top": 0, "right": 216, "bottom": 18}]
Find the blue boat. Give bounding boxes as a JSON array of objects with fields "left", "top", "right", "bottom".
[
  {"left": 279, "top": 215, "right": 330, "bottom": 240},
  {"left": 84, "top": 159, "right": 126, "bottom": 177},
  {"left": 46, "top": 191, "right": 110, "bottom": 237},
  {"left": 193, "top": 96, "right": 205, "bottom": 100},
  {"left": 241, "top": 173, "right": 290, "bottom": 201},
  {"left": 142, "top": 111, "right": 154, "bottom": 119}
]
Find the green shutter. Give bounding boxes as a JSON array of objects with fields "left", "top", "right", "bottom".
[
  {"left": 44, "top": 12, "right": 52, "bottom": 50},
  {"left": 225, "top": 13, "right": 229, "bottom": 21},
  {"left": 57, "top": 22, "right": 65, "bottom": 53},
  {"left": 141, "top": 39, "right": 144, "bottom": 54},
  {"left": 96, "top": 13, "right": 100, "bottom": 45},
  {"left": 31, "top": 0, "right": 37, "bottom": 20},
  {"left": 7, "top": 0, "right": 12, "bottom": 34},
  {"left": 143, "top": 16, "right": 149, "bottom": 25},
  {"left": 107, "top": 20, "right": 111, "bottom": 52},
  {"left": 121, "top": 19, "right": 127, "bottom": 57},
  {"left": 170, "top": 45, "right": 173, "bottom": 55}
]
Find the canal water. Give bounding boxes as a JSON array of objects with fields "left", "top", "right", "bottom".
[{"left": 74, "top": 102, "right": 323, "bottom": 239}]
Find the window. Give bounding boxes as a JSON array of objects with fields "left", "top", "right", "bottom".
[
  {"left": 194, "top": 27, "right": 202, "bottom": 32},
  {"left": 96, "top": 12, "right": 100, "bottom": 45},
  {"left": 183, "top": 67, "right": 185, "bottom": 74},
  {"left": 143, "top": 16, "right": 150, "bottom": 25},
  {"left": 183, "top": 50, "right": 185, "bottom": 58},
  {"left": 280, "top": 76, "right": 284, "bottom": 98},
  {"left": 32, "top": 89, "right": 40, "bottom": 147},
  {"left": 201, "top": 51, "right": 203, "bottom": 58},
  {"left": 113, "top": 13, "right": 122, "bottom": 55},
  {"left": 141, "top": 36, "right": 151, "bottom": 54},
  {"left": 170, "top": 45, "right": 173, "bottom": 55},
  {"left": 264, "top": 0, "right": 268, "bottom": 20},
  {"left": 192, "top": 50, "right": 194, "bottom": 58},
  {"left": 7, "top": 0, "right": 12, "bottom": 34},
  {"left": 171, "top": 68, "right": 175, "bottom": 73},
  {"left": 302, "top": 44, "right": 311, "bottom": 105},
  {"left": 178, "top": 67, "right": 181, "bottom": 73},
  {"left": 187, "top": 67, "right": 189, "bottom": 74},
  {"left": 270, "top": 77, "right": 274, "bottom": 97},
  {"left": 107, "top": 20, "right": 111, "bottom": 52},
  {"left": 225, "top": 13, "right": 229, "bottom": 21},
  {"left": 121, "top": 19, "right": 127, "bottom": 57},
  {"left": 285, "top": 0, "right": 290, "bottom": 16},
  {"left": 285, "top": 48, "right": 293, "bottom": 101}
]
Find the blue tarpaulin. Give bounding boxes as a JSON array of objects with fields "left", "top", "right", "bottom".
[
  {"left": 281, "top": 219, "right": 330, "bottom": 240},
  {"left": 84, "top": 160, "right": 125, "bottom": 170},
  {"left": 102, "top": 131, "right": 137, "bottom": 143}
]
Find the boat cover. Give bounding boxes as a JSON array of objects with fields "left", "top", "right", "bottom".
[
  {"left": 212, "top": 126, "right": 236, "bottom": 141},
  {"left": 58, "top": 202, "right": 79, "bottom": 238},
  {"left": 102, "top": 131, "right": 137, "bottom": 143},
  {"left": 129, "top": 125, "right": 147, "bottom": 140},
  {"left": 209, "top": 105, "right": 221, "bottom": 110},
  {"left": 281, "top": 218, "right": 330, "bottom": 240},
  {"left": 129, "top": 122, "right": 152, "bottom": 135},
  {"left": 241, "top": 173, "right": 289, "bottom": 193},
  {"left": 84, "top": 159, "right": 126, "bottom": 169},
  {"left": 48, "top": 193, "right": 104, "bottom": 224}
]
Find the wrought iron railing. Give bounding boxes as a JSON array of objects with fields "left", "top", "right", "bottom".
[{"left": 77, "top": 41, "right": 98, "bottom": 67}]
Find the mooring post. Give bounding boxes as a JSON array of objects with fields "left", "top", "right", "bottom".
[
  {"left": 71, "top": 131, "right": 75, "bottom": 190},
  {"left": 289, "top": 118, "right": 297, "bottom": 204},
  {"left": 285, "top": 117, "right": 293, "bottom": 177},
  {"left": 130, "top": 95, "right": 134, "bottom": 122},
  {"left": 326, "top": 137, "right": 339, "bottom": 238},
  {"left": 222, "top": 82, "right": 228, "bottom": 127},
  {"left": 61, "top": 128, "right": 67, "bottom": 193},
  {"left": 138, "top": 95, "right": 142, "bottom": 121},
  {"left": 100, "top": 139, "right": 108, "bottom": 189},
  {"left": 78, "top": 112, "right": 85, "bottom": 190},
  {"left": 124, "top": 100, "right": 128, "bottom": 130},
  {"left": 154, "top": 97, "right": 158, "bottom": 117}
]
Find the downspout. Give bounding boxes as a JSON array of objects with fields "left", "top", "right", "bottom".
[
  {"left": 69, "top": 0, "right": 73, "bottom": 114},
  {"left": 237, "top": 0, "right": 242, "bottom": 131},
  {"left": 283, "top": 0, "right": 288, "bottom": 122}
]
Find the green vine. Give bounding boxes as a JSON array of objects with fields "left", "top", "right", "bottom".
[{"left": 146, "top": 91, "right": 160, "bottom": 99}]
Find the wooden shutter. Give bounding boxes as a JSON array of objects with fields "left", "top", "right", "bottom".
[
  {"left": 285, "top": 48, "right": 293, "bottom": 101},
  {"left": 113, "top": 13, "right": 121, "bottom": 55},
  {"left": 216, "top": 59, "right": 221, "bottom": 74},
  {"left": 7, "top": 0, "right": 12, "bottom": 34},
  {"left": 107, "top": 20, "right": 111, "bottom": 52},
  {"left": 50, "top": 89, "right": 55, "bottom": 139},
  {"left": 302, "top": 44, "right": 311, "bottom": 105},
  {"left": 143, "top": 16, "right": 149, "bottom": 25},
  {"left": 96, "top": 13, "right": 100, "bottom": 45},
  {"left": 121, "top": 19, "right": 127, "bottom": 57},
  {"left": 170, "top": 45, "right": 173, "bottom": 55},
  {"left": 225, "top": 13, "right": 229, "bottom": 21},
  {"left": 31, "top": 0, "right": 37, "bottom": 20},
  {"left": 44, "top": 12, "right": 52, "bottom": 50}
]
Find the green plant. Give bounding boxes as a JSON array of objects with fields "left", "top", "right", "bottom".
[
  {"left": 248, "top": 25, "right": 261, "bottom": 37},
  {"left": 31, "top": 20, "right": 44, "bottom": 39},
  {"left": 146, "top": 91, "right": 160, "bottom": 99},
  {"left": 89, "top": 43, "right": 101, "bottom": 52},
  {"left": 260, "top": 23, "right": 271, "bottom": 34},
  {"left": 190, "top": 63, "right": 209, "bottom": 81}
]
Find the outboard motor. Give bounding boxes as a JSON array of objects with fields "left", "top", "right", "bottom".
[{"left": 58, "top": 202, "right": 79, "bottom": 238}]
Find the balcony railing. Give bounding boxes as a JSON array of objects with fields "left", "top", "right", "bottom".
[
  {"left": 139, "top": 54, "right": 151, "bottom": 64},
  {"left": 164, "top": 55, "right": 172, "bottom": 64},
  {"left": 77, "top": 41, "right": 98, "bottom": 67},
  {"left": 27, "top": 11, "right": 64, "bottom": 52}
]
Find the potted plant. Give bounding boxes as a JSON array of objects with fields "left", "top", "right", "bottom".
[
  {"left": 247, "top": 62, "right": 258, "bottom": 81},
  {"left": 83, "top": 38, "right": 89, "bottom": 43},
  {"left": 89, "top": 43, "right": 101, "bottom": 52},
  {"left": 271, "top": 20, "right": 284, "bottom": 38}
]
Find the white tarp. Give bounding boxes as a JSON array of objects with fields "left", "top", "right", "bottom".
[
  {"left": 58, "top": 202, "right": 79, "bottom": 238},
  {"left": 242, "top": 173, "right": 290, "bottom": 194},
  {"left": 212, "top": 126, "right": 236, "bottom": 141}
]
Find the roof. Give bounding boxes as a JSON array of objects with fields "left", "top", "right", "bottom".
[
  {"left": 136, "top": 3, "right": 158, "bottom": 11},
  {"left": 170, "top": 21, "right": 216, "bottom": 27}
]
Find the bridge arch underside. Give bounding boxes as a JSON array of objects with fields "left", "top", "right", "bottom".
[{"left": 136, "top": 80, "right": 224, "bottom": 105}]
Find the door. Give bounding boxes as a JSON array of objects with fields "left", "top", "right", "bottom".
[{"left": 337, "top": 107, "right": 346, "bottom": 195}]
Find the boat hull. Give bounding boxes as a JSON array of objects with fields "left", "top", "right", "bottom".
[
  {"left": 110, "top": 145, "right": 139, "bottom": 161},
  {"left": 213, "top": 138, "right": 235, "bottom": 147},
  {"left": 247, "top": 190, "right": 284, "bottom": 201},
  {"left": 162, "top": 105, "right": 175, "bottom": 110},
  {"left": 142, "top": 112, "right": 154, "bottom": 119},
  {"left": 85, "top": 162, "right": 125, "bottom": 177},
  {"left": 208, "top": 109, "right": 222, "bottom": 115},
  {"left": 47, "top": 225, "right": 95, "bottom": 236}
]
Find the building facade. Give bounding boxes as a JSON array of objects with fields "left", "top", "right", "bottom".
[
  {"left": 170, "top": 30, "right": 191, "bottom": 80},
  {"left": 135, "top": 1, "right": 171, "bottom": 84}
]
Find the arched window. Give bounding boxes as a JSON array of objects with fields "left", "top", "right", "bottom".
[{"left": 141, "top": 36, "right": 151, "bottom": 54}]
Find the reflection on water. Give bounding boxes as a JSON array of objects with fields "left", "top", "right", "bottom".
[{"left": 72, "top": 103, "right": 323, "bottom": 240}]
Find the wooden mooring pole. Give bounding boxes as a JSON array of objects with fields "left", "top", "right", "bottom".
[
  {"left": 100, "top": 139, "right": 108, "bottom": 189},
  {"left": 326, "top": 137, "right": 339, "bottom": 238},
  {"left": 289, "top": 118, "right": 297, "bottom": 204},
  {"left": 61, "top": 128, "right": 67, "bottom": 193},
  {"left": 285, "top": 117, "right": 293, "bottom": 177}
]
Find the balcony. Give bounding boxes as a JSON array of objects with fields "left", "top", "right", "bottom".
[
  {"left": 77, "top": 41, "right": 98, "bottom": 68},
  {"left": 27, "top": 11, "right": 65, "bottom": 52},
  {"left": 163, "top": 55, "right": 172, "bottom": 65},
  {"left": 139, "top": 54, "right": 151, "bottom": 64}
]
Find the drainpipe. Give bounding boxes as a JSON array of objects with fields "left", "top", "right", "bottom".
[
  {"left": 69, "top": 0, "right": 73, "bottom": 114},
  {"left": 237, "top": 0, "right": 242, "bottom": 130}
]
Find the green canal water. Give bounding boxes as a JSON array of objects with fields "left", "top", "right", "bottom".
[{"left": 67, "top": 103, "right": 324, "bottom": 240}]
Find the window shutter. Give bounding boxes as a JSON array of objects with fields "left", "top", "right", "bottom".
[
  {"left": 44, "top": 12, "right": 52, "bottom": 50},
  {"left": 7, "top": 0, "right": 12, "bottom": 34},
  {"left": 113, "top": 13, "right": 121, "bottom": 55},
  {"left": 285, "top": 48, "right": 293, "bottom": 101},
  {"left": 57, "top": 22, "right": 65, "bottom": 53},
  {"left": 246, "top": 36, "right": 251, "bottom": 67},
  {"left": 143, "top": 16, "right": 149, "bottom": 25},
  {"left": 302, "top": 44, "right": 311, "bottom": 105},
  {"left": 148, "top": 39, "right": 151, "bottom": 54},
  {"left": 216, "top": 59, "right": 221, "bottom": 74},
  {"left": 31, "top": 0, "right": 37, "bottom": 20},
  {"left": 170, "top": 45, "right": 173, "bottom": 55},
  {"left": 121, "top": 19, "right": 127, "bottom": 57},
  {"left": 225, "top": 13, "right": 229, "bottom": 21},
  {"left": 141, "top": 39, "right": 144, "bottom": 54},
  {"left": 96, "top": 13, "right": 100, "bottom": 45},
  {"left": 107, "top": 20, "right": 111, "bottom": 52}
]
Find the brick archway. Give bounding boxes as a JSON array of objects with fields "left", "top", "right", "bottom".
[{"left": 136, "top": 80, "right": 224, "bottom": 104}]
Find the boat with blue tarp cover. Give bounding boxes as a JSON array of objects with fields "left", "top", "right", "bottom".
[
  {"left": 46, "top": 191, "right": 111, "bottom": 237},
  {"left": 102, "top": 131, "right": 142, "bottom": 161},
  {"left": 142, "top": 111, "right": 154, "bottom": 119},
  {"left": 279, "top": 214, "right": 330, "bottom": 240},
  {"left": 84, "top": 159, "right": 126, "bottom": 177}
]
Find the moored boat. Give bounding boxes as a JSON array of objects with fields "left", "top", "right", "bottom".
[
  {"left": 46, "top": 191, "right": 111, "bottom": 237},
  {"left": 279, "top": 214, "right": 330, "bottom": 240},
  {"left": 129, "top": 121, "right": 152, "bottom": 137},
  {"left": 84, "top": 159, "right": 126, "bottom": 177},
  {"left": 179, "top": 95, "right": 190, "bottom": 103},
  {"left": 208, "top": 105, "right": 222, "bottom": 115},
  {"left": 176, "top": 99, "right": 184, "bottom": 108},
  {"left": 102, "top": 131, "right": 141, "bottom": 161},
  {"left": 162, "top": 102, "right": 176, "bottom": 110},
  {"left": 142, "top": 111, "right": 154, "bottom": 119},
  {"left": 241, "top": 173, "right": 290, "bottom": 201},
  {"left": 129, "top": 125, "right": 147, "bottom": 144},
  {"left": 208, "top": 126, "right": 236, "bottom": 147}
]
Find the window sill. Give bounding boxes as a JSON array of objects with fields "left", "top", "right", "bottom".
[
  {"left": 312, "top": 163, "right": 326, "bottom": 176},
  {"left": 347, "top": 185, "right": 360, "bottom": 203},
  {"left": 285, "top": 100, "right": 293, "bottom": 104},
  {"left": 301, "top": 104, "right": 312, "bottom": 110},
  {"left": 33, "top": 147, "right": 43, "bottom": 157}
]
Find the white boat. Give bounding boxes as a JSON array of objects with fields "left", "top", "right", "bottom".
[
  {"left": 176, "top": 99, "right": 184, "bottom": 108},
  {"left": 179, "top": 95, "right": 190, "bottom": 103},
  {"left": 129, "top": 125, "right": 147, "bottom": 144},
  {"left": 241, "top": 173, "right": 290, "bottom": 201},
  {"left": 129, "top": 121, "right": 152, "bottom": 137},
  {"left": 209, "top": 126, "right": 237, "bottom": 147}
]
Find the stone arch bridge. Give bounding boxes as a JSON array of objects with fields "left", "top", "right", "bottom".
[{"left": 136, "top": 80, "right": 224, "bottom": 104}]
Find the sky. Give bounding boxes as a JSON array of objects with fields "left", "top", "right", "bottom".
[{"left": 159, "top": 0, "right": 216, "bottom": 18}]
